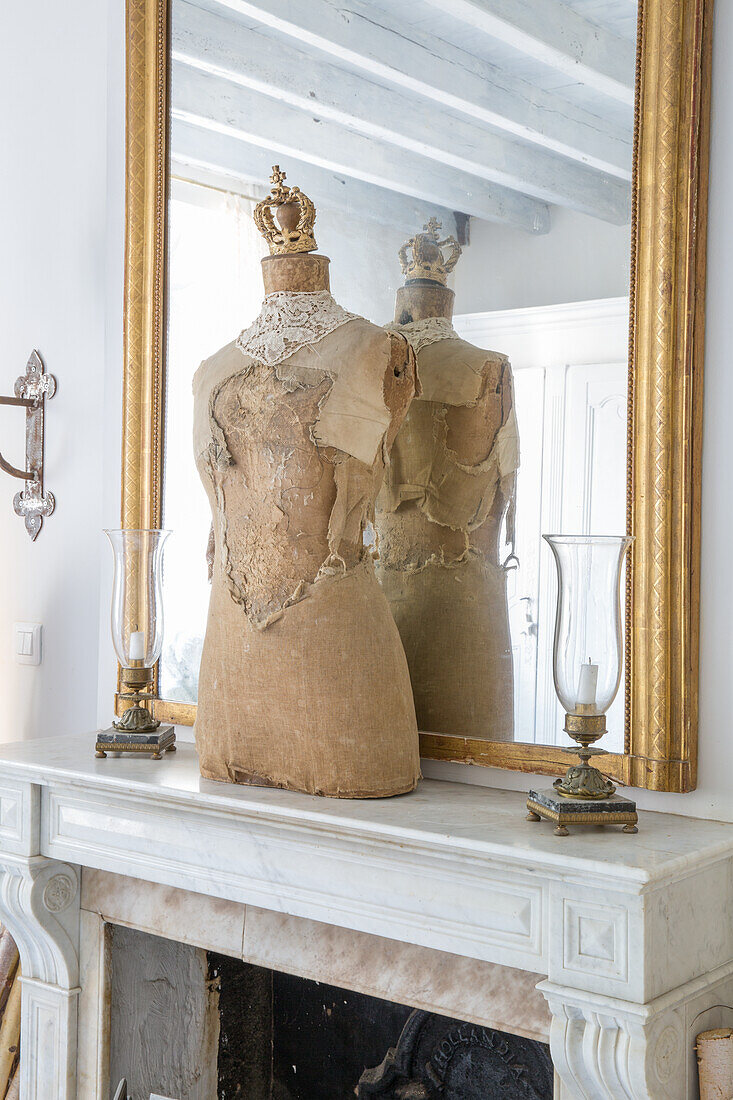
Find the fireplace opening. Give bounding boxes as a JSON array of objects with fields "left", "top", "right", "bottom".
[{"left": 108, "top": 925, "right": 554, "bottom": 1100}]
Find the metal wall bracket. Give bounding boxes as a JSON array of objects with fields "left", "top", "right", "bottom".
[{"left": 0, "top": 350, "right": 56, "bottom": 540}]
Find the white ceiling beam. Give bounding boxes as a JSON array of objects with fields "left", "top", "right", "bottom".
[
  {"left": 199, "top": 0, "right": 632, "bottom": 179},
  {"left": 172, "top": 2, "right": 631, "bottom": 224},
  {"left": 172, "top": 68, "right": 551, "bottom": 233},
  {"left": 422, "top": 0, "right": 636, "bottom": 106},
  {"left": 170, "top": 119, "right": 461, "bottom": 237}
]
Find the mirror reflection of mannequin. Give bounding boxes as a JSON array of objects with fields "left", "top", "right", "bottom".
[
  {"left": 375, "top": 220, "right": 519, "bottom": 741},
  {"left": 193, "top": 168, "right": 420, "bottom": 796}
]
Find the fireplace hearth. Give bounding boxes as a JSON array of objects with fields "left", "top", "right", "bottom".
[{"left": 210, "top": 953, "right": 553, "bottom": 1100}]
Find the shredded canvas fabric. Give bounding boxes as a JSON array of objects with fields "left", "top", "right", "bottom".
[
  {"left": 375, "top": 326, "right": 519, "bottom": 740},
  {"left": 193, "top": 299, "right": 421, "bottom": 798}
]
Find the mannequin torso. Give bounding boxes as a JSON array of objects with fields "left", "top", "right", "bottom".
[
  {"left": 193, "top": 254, "right": 421, "bottom": 797},
  {"left": 375, "top": 281, "right": 519, "bottom": 741}
]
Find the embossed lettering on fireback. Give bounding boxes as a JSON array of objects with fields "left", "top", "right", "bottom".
[{"left": 359, "top": 1010, "right": 553, "bottom": 1099}]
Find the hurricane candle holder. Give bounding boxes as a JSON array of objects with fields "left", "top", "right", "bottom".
[
  {"left": 96, "top": 529, "right": 175, "bottom": 759},
  {"left": 526, "top": 535, "right": 638, "bottom": 835}
]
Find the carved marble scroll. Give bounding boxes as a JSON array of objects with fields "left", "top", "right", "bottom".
[{"left": 0, "top": 856, "right": 80, "bottom": 1100}]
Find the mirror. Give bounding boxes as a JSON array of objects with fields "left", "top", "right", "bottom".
[
  {"left": 161, "top": 0, "right": 635, "bottom": 753},
  {"left": 122, "top": 0, "right": 710, "bottom": 790}
]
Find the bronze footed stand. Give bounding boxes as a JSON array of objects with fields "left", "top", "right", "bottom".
[
  {"left": 96, "top": 665, "right": 175, "bottom": 759},
  {"left": 527, "top": 713, "right": 638, "bottom": 836}
]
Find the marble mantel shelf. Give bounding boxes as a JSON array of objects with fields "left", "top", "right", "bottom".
[{"left": 0, "top": 733, "right": 731, "bottom": 1099}]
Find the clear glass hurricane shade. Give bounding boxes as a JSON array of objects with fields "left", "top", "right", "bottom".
[
  {"left": 543, "top": 535, "right": 632, "bottom": 717},
  {"left": 104, "top": 529, "right": 171, "bottom": 669}
]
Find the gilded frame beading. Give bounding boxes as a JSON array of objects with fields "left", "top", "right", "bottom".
[{"left": 120, "top": 0, "right": 712, "bottom": 792}]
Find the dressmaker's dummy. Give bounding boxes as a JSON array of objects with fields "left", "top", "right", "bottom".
[
  {"left": 375, "top": 219, "right": 519, "bottom": 740},
  {"left": 193, "top": 168, "right": 420, "bottom": 796}
]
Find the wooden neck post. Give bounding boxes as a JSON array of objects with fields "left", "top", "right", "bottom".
[
  {"left": 394, "top": 280, "right": 455, "bottom": 324},
  {"left": 261, "top": 253, "right": 331, "bottom": 294}
]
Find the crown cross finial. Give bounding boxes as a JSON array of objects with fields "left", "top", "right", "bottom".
[
  {"left": 398, "top": 218, "right": 462, "bottom": 286},
  {"left": 253, "top": 165, "right": 318, "bottom": 256},
  {"left": 424, "top": 217, "right": 442, "bottom": 240}
]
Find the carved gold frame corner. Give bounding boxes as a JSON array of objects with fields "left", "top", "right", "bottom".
[{"left": 121, "top": 0, "right": 712, "bottom": 792}]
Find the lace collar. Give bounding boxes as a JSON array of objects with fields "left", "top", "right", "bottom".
[
  {"left": 387, "top": 316, "right": 458, "bottom": 355},
  {"left": 236, "top": 291, "right": 359, "bottom": 366}
]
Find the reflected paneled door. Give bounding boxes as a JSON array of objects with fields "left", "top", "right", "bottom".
[{"left": 455, "top": 300, "right": 628, "bottom": 749}]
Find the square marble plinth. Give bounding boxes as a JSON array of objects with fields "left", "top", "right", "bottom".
[
  {"left": 95, "top": 726, "right": 175, "bottom": 760},
  {"left": 527, "top": 787, "right": 638, "bottom": 836}
]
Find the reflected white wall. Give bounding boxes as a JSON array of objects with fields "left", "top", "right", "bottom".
[{"left": 454, "top": 207, "right": 632, "bottom": 315}]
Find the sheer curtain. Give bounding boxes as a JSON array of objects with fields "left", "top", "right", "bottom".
[{"left": 161, "top": 179, "right": 267, "bottom": 702}]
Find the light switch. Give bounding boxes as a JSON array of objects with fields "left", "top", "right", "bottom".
[{"left": 14, "top": 622, "right": 42, "bottom": 666}]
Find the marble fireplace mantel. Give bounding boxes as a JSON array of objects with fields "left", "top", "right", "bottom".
[{"left": 0, "top": 735, "right": 731, "bottom": 1099}]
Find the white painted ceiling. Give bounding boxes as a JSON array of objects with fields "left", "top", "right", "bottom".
[{"left": 170, "top": 0, "right": 637, "bottom": 235}]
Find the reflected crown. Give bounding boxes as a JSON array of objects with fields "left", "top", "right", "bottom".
[
  {"left": 253, "top": 166, "right": 318, "bottom": 256},
  {"left": 398, "top": 218, "right": 462, "bottom": 286}
]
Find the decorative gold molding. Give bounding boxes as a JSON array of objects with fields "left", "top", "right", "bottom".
[
  {"left": 626, "top": 0, "right": 711, "bottom": 792},
  {"left": 121, "top": 0, "right": 712, "bottom": 793},
  {"left": 121, "top": 0, "right": 169, "bottom": 700},
  {"left": 122, "top": 0, "right": 168, "bottom": 533}
]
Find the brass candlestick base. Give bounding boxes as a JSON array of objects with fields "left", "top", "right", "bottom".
[
  {"left": 113, "top": 665, "right": 160, "bottom": 733},
  {"left": 96, "top": 665, "right": 175, "bottom": 759},
  {"left": 112, "top": 697, "right": 160, "bottom": 734},
  {"left": 554, "top": 712, "right": 615, "bottom": 800},
  {"left": 554, "top": 756, "right": 615, "bottom": 799},
  {"left": 526, "top": 788, "right": 638, "bottom": 836},
  {"left": 526, "top": 713, "right": 638, "bottom": 835},
  {"left": 95, "top": 726, "right": 175, "bottom": 760}
]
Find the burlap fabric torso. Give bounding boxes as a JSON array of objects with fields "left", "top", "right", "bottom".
[
  {"left": 193, "top": 303, "right": 421, "bottom": 797},
  {"left": 375, "top": 330, "right": 519, "bottom": 741}
]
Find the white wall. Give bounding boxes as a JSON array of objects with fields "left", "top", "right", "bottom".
[
  {"left": 0, "top": 0, "right": 118, "bottom": 742},
  {"left": 453, "top": 207, "right": 632, "bottom": 314},
  {"left": 0, "top": 0, "right": 731, "bottom": 821}
]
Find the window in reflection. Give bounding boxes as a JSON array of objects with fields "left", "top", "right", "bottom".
[{"left": 161, "top": 181, "right": 265, "bottom": 702}]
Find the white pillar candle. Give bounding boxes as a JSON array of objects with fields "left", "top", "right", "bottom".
[
  {"left": 128, "top": 631, "right": 145, "bottom": 662},
  {"left": 576, "top": 660, "right": 599, "bottom": 706}
]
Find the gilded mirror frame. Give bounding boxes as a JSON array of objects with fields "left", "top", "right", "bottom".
[{"left": 120, "top": 0, "right": 712, "bottom": 793}]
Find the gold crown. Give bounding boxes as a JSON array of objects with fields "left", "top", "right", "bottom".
[
  {"left": 253, "top": 166, "right": 318, "bottom": 256},
  {"left": 398, "top": 218, "right": 462, "bottom": 286}
]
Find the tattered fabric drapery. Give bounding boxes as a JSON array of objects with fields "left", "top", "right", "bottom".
[
  {"left": 193, "top": 292, "right": 421, "bottom": 797},
  {"left": 376, "top": 321, "right": 519, "bottom": 741}
]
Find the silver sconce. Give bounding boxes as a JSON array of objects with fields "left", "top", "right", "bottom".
[{"left": 0, "top": 350, "right": 56, "bottom": 540}]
